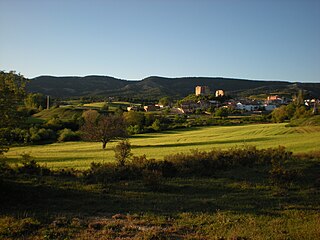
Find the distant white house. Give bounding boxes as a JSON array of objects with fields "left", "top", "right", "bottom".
[
  {"left": 236, "top": 102, "right": 277, "bottom": 111},
  {"left": 236, "top": 102, "right": 260, "bottom": 111}
]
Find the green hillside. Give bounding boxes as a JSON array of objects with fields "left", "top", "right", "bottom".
[
  {"left": 32, "top": 107, "right": 83, "bottom": 120},
  {"left": 26, "top": 75, "right": 320, "bottom": 99},
  {"left": 5, "top": 123, "right": 320, "bottom": 169}
]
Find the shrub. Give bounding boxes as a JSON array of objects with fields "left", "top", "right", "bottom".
[
  {"left": 0, "top": 161, "right": 13, "bottom": 174},
  {"left": 269, "top": 146, "right": 296, "bottom": 186},
  {"left": 58, "top": 128, "right": 80, "bottom": 142},
  {"left": 142, "top": 169, "right": 162, "bottom": 191},
  {"left": 83, "top": 162, "right": 139, "bottom": 183},
  {"left": 18, "top": 153, "right": 51, "bottom": 176},
  {"left": 114, "top": 139, "right": 132, "bottom": 167},
  {"left": 127, "top": 125, "right": 142, "bottom": 135},
  {"left": 29, "top": 127, "right": 56, "bottom": 143},
  {"left": 164, "top": 146, "right": 293, "bottom": 177},
  {"left": 0, "top": 216, "right": 40, "bottom": 238},
  {"left": 84, "top": 146, "right": 294, "bottom": 183},
  {"left": 44, "top": 116, "right": 64, "bottom": 131}
]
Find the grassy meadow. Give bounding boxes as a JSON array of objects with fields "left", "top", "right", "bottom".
[
  {"left": 5, "top": 123, "right": 320, "bottom": 169},
  {"left": 2, "top": 122, "right": 320, "bottom": 239}
]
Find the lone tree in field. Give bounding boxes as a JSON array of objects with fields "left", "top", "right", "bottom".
[{"left": 80, "top": 110, "right": 127, "bottom": 149}]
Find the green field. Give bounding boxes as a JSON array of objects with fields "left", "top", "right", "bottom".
[
  {"left": 5, "top": 123, "right": 320, "bottom": 169},
  {"left": 83, "top": 101, "right": 141, "bottom": 111},
  {"left": 2, "top": 123, "right": 320, "bottom": 239}
]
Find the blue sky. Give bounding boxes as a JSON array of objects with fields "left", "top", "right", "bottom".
[{"left": 0, "top": 0, "right": 319, "bottom": 82}]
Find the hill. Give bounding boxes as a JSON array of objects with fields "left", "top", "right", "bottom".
[{"left": 26, "top": 75, "right": 320, "bottom": 99}]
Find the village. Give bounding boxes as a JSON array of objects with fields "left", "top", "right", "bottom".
[{"left": 126, "top": 85, "right": 319, "bottom": 116}]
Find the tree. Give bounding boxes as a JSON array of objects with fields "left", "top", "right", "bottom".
[
  {"left": 0, "top": 71, "right": 27, "bottom": 154},
  {"left": 80, "top": 110, "right": 127, "bottom": 149},
  {"left": 123, "top": 111, "right": 145, "bottom": 127},
  {"left": 151, "top": 119, "right": 162, "bottom": 131},
  {"left": 215, "top": 107, "right": 228, "bottom": 118},
  {"left": 113, "top": 139, "right": 132, "bottom": 166},
  {"left": 159, "top": 96, "right": 172, "bottom": 107},
  {"left": 271, "top": 105, "right": 288, "bottom": 123},
  {"left": 293, "top": 90, "right": 305, "bottom": 107},
  {"left": 24, "top": 93, "right": 46, "bottom": 110},
  {"left": 0, "top": 71, "right": 27, "bottom": 129}
]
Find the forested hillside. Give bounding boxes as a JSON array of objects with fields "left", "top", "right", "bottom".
[{"left": 27, "top": 75, "right": 320, "bottom": 99}]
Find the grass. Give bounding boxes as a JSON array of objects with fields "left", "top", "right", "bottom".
[
  {"left": 83, "top": 101, "right": 141, "bottom": 112},
  {"left": 32, "top": 107, "right": 83, "bottom": 120},
  {"left": 5, "top": 123, "right": 320, "bottom": 169},
  {"left": 1, "top": 161, "right": 319, "bottom": 239},
  {"left": 2, "top": 122, "right": 320, "bottom": 239}
]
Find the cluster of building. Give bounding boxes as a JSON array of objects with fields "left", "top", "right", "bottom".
[
  {"left": 126, "top": 85, "right": 318, "bottom": 115},
  {"left": 195, "top": 85, "right": 225, "bottom": 97},
  {"left": 178, "top": 86, "right": 283, "bottom": 114}
]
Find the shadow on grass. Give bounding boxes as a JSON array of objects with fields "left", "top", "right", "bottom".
[
  {"left": 1, "top": 166, "right": 318, "bottom": 219},
  {"left": 132, "top": 137, "right": 270, "bottom": 149},
  {"left": 4, "top": 157, "right": 95, "bottom": 165}
]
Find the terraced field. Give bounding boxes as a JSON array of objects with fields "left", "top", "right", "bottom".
[{"left": 5, "top": 123, "right": 320, "bottom": 169}]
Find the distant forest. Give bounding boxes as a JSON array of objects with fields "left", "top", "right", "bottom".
[{"left": 27, "top": 75, "right": 320, "bottom": 99}]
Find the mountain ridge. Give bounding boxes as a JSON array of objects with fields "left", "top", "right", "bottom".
[{"left": 26, "top": 75, "right": 320, "bottom": 99}]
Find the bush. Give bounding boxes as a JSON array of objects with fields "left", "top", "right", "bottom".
[
  {"left": 0, "top": 216, "right": 40, "bottom": 238},
  {"left": 84, "top": 146, "right": 294, "bottom": 184},
  {"left": 83, "top": 162, "right": 139, "bottom": 184},
  {"left": 58, "top": 128, "right": 80, "bottom": 142},
  {"left": 142, "top": 169, "right": 162, "bottom": 190},
  {"left": 29, "top": 127, "right": 56, "bottom": 143},
  {"left": 0, "top": 161, "right": 14, "bottom": 179},
  {"left": 164, "top": 146, "right": 293, "bottom": 177},
  {"left": 18, "top": 153, "right": 51, "bottom": 176},
  {"left": 127, "top": 125, "right": 142, "bottom": 135},
  {"left": 114, "top": 139, "right": 132, "bottom": 166}
]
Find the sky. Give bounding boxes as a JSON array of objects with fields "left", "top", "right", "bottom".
[{"left": 0, "top": 0, "right": 319, "bottom": 82}]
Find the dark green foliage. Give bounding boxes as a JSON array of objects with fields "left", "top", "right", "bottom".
[
  {"left": 80, "top": 110, "right": 127, "bottom": 149},
  {"left": 126, "top": 124, "right": 142, "bottom": 135},
  {"left": 164, "top": 146, "right": 292, "bottom": 176},
  {"left": 44, "top": 116, "right": 64, "bottom": 131},
  {"left": 288, "top": 115, "right": 320, "bottom": 126},
  {"left": 272, "top": 105, "right": 290, "bottom": 123},
  {"left": 123, "top": 111, "right": 145, "bottom": 134},
  {"left": 83, "top": 162, "right": 139, "bottom": 183},
  {"left": 24, "top": 93, "right": 46, "bottom": 110},
  {"left": 158, "top": 96, "right": 172, "bottom": 106},
  {"left": 0, "top": 71, "right": 27, "bottom": 129},
  {"left": 271, "top": 90, "right": 314, "bottom": 124},
  {"left": 0, "top": 130, "right": 10, "bottom": 155},
  {"left": 215, "top": 107, "right": 229, "bottom": 118},
  {"left": 18, "top": 153, "right": 51, "bottom": 176},
  {"left": 58, "top": 128, "right": 80, "bottom": 142},
  {"left": 0, "top": 145, "right": 318, "bottom": 239},
  {"left": 0, "top": 161, "right": 13, "bottom": 179},
  {"left": 151, "top": 119, "right": 162, "bottom": 131},
  {"left": 83, "top": 146, "right": 294, "bottom": 185},
  {"left": 29, "top": 127, "right": 56, "bottom": 143},
  {"left": 113, "top": 139, "right": 132, "bottom": 167},
  {"left": 27, "top": 75, "right": 320, "bottom": 99},
  {"left": 142, "top": 169, "right": 162, "bottom": 190},
  {"left": 268, "top": 146, "right": 297, "bottom": 186},
  {"left": 0, "top": 71, "right": 27, "bottom": 153}
]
